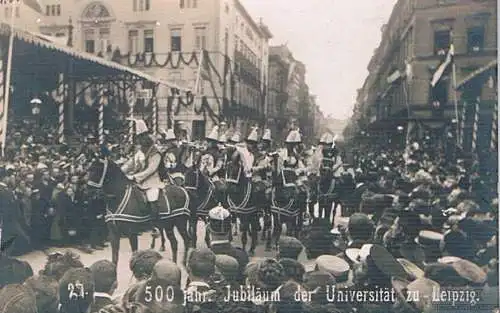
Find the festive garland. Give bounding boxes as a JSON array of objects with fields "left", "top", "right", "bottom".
[{"left": 109, "top": 47, "right": 268, "bottom": 126}]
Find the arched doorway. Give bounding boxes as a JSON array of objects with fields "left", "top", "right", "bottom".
[{"left": 80, "top": 2, "right": 114, "bottom": 54}]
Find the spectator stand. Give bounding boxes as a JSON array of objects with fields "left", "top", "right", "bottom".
[{"left": 0, "top": 22, "right": 191, "bottom": 153}]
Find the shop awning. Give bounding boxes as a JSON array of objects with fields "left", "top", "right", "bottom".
[
  {"left": 456, "top": 59, "right": 497, "bottom": 90},
  {"left": 0, "top": 23, "right": 190, "bottom": 91}
]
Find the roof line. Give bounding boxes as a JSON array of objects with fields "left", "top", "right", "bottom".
[{"left": 0, "top": 23, "right": 190, "bottom": 92}]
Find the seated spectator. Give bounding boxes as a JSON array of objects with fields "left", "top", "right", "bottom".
[
  {"left": 24, "top": 275, "right": 58, "bottom": 313},
  {"left": 278, "top": 258, "right": 305, "bottom": 284},
  {"left": 58, "top": 268, "right": 95, "bottom": 313},
  {"left": 0, "top": 284, "right": 37, "bottom": 313},
  {"left": 89, "top": 260, "right": 117, "bottom": 312}
]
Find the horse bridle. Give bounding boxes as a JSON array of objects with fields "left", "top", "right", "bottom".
[{"left": 87, "top": 158, "right": 109, "bottom": 189}]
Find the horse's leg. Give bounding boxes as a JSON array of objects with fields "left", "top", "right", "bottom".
[
  {"left": 128, "top": 235, "right": 138, "bottom": 253},
  {"left": 272, "top": 212, "right": 282, "bottom": 249},
  {"left": 150, "top": 235, "right": 156, "bottom": 249},
  {"left": 109, "top": 225, "right": 120, "bottom": 265},
  {"left": 240, "top": 215, "right": 248, "bottom": 251},
  {"left": 204, "top": 225, "right": 211, "bottom": 247},
  {"left": 175, "top": 218, "right": 191, "bottom": 266},
  {"left": 190, "top": 217, "right": 198, "bottom": 248},
  {"left": 164, "top": 225, "right": 178, "bottom": 263},
  {"left": 232, "top": 214, "right": 238, "bottom": 236},
  {"left": 249, "top": 212, "right": 258, "bottom": 256},
  {"left": 159, "top": 228, "right": 166, "bottom": 252}
]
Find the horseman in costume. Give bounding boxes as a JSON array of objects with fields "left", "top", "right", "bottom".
[
  {"left": 121, "top": 119, "right": 165, "bottom": 237},
  {"left": 161, "top": 129, "right": 184, "bottom": 186},
  {"left": 199, "top": 126, "right": 225, "bottom": 203},
  {"left": 331, "top": 135, "right": 345, "bottom": 178},
  {"left": 281, "top": 129, "right": 308, "bottom": 200},
  {"left": 253, "top": 128, "right": 273, "bottom": 240}
]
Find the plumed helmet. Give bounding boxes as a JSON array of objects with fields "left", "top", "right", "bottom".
[
  {"left": 164, "top": 129, "right": 176, "bottom": 141},
  {"left": 246, "top": 127, "right": 259, "bottom": 142},
  {"left": 218, "top": 131, "right": 228, "bottom": 144},
  {"left": 262, "top": 129, "right": 272, "bottom": 141},
  {"left": 134, "top": 119, "right": 149, "bottom": 136},
  {"left": 229, "top": 130, "right": 241, "bottom": 143},
  {"left": 208, "top": 204, "right": 231, "bottom": 235},
  {"left": 285, "top": 130, "right": 302, "bottom": 144},
  {"left": 206, "top": 125, "right": 219, "bottom": 141}
]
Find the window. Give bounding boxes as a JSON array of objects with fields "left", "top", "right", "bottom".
[
  {"left": 144, "top": 29, "right": 154, "bottom": 53},
  {"left": 84, "top": 29, "right": 95, "bottom": 53},
  {"left": 433, "top": 30, "right": 450, "bottom": 55},
  {"left": 56, "top": 4, "right": 60, "bottom": 15},
  {"left": 98, "top": 28, "right": 110, "bottom": 53},
  {"left": 55, "top": 32, "right": 65, "bottom": 37},
  {"left": 170, "top": 29, "right": 182, "bottom": 52},
  {"left": 467, "top": 26, "right": 485, "bottom": 52},
  {"left": 51, "top": 5, "right": 56, "bottom": 16},
  {"left": 179, "top": 0, "right": 184, "bottom": 8},
  {"left": 192, "top": 0, "right": 197, "bottom": 8},
  {"left": 45, "top": 5, "right": 50, "bottom": 15},
  {"left": 128, "top": 30, "right": 139, "bottom": 54},
  {"left": 194, "top": 27, "right": 207, "bottom": 50},
  {"left": 45, "top": 4, "right": 61, "bottom": 16},
  {"left": 134, "top": 0, "right": 150, "bottom": 11},
  {"left": 192, "top": 120, "right": 206, "bottom": 141}
]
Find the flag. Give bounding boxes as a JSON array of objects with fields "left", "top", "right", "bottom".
[
  {"left": 23, "top": 0, "right": 43, "bottom": 13},
  {"left": 200, "top": 50, "right": 211, "bottom": 81},
  {"left": 431, "top": 44, "right": 454, "bottom": 87}
]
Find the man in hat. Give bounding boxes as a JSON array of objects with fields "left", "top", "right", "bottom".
[
  {"left": 161, "top": 129, "right": 184, "bottom": 186},
  {"left": 123, "top": 120, "right": 165, "bottom": 236},
  {"left": 253, "top": 129, "right": 273, "bottom": 242},
  {"left": 207, "top": 204, "right": 249, "bottom": 283},
  {"left": 199, "top": 126, "right": 225, "bottom": 203},
  {"left": 280, "top": 129, "right": 308, "bottom": 205}
]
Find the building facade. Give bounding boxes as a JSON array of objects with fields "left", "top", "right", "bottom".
[
  {"left": 267, "top": 47, "right": 289, "bottom": 138},
  {"left": 13, "top": 0, "right": 272, "bottom": 138},
  {"left": 356, "top": 0, "right": 497, "bottom": 148}
]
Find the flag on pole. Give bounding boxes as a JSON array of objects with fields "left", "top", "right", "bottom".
[
  {"left": 23, "top": 0, "right": 43, "bottom": 13},
  {"left": 431, "top": 44, "right": 454, "bottom": 88},
  {"left": 430, "top": 44, "right": 454, "bottom": 110}
]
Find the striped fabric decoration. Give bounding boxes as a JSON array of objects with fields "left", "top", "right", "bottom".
[
  {"left": 459, "top": 101, "right": 467, "bottom": 147},
  {"left": 152, "top": 96, "right": 157, "bottom": 136},
  {"left": 51, "top": 73, "right": 66, "bottom": 144},
  {"left": 491, "top": 101, "right": 497, "bottom": 151},
  {"left": 0, "top": 56, "right": 5, "bottom": 142},
  {"left": 127, "top": 91, "right": 135, "bottom": 144},
  {"left": 98, "top": 89, "right": 107, "bottom": 145},
  {"left": 471, "top": 101, "right": 479, "bottom": 152}
]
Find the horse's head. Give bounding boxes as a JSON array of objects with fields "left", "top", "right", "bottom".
[{"left": 87, "top": 157, "right": 111, "bottom": 189}]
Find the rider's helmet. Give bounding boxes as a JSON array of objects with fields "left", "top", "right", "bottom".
[
  {"left": 262, "top": 129, "right": 272, "bottom": 142},
  {"left": 208, "top": 204, "right": 231, "bottom": 235},
  {"left": 206, "top": 126, "right": 219, "bottom": 143},
  {"left": 164, "top": 129, "right": 176, "bottom": 142},
  {"left": 228, "top": 130, "right": 241, "bottom": 144},
  {"left": 246, "top": 127, "right": 259, "bottom": 143}
]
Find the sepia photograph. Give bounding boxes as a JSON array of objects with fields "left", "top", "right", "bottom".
[{"left": 0, "top": 0, "right": 497, "bottom": 312}]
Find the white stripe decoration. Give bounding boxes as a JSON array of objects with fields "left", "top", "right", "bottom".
[
  {"left": 491, "top": 102, "right": 497, "bottom": 151},
  {"left": 152, "top": 96, "right": 157, "bottom": 136},
  {"left": 51, "top": 73, "right": 66, "bottom": 144},
  {"left": 0, "top": 57, "right": 5, "bottom": 141},
  {"left": 127, "top": 90, "right": 135, "bottom": 144},
  {"left": 472, "top": 101, "right": 479, "bottom": 152},
  {"left": 99, "top": 89, "right": 107, "bottom": 145}
]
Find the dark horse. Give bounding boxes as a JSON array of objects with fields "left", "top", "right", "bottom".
[
  {"left": 184, "top": 167, "right": 220, "bottom": 248},
  {"left": 267, "top": 158, "right": 305, "bottom": 249},
  {"left": 225, "top": 156, "right": 263, "bottom": 256},
  {"left": 86, "top": 157, "right": 191, "bottom": 265}
]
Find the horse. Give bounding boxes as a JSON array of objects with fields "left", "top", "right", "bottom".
[
  {"left": 266, "top": 155, "right": 306, "bottom": 249},
  {"left": 183, "top": 166, "right": 221, "bottom": 248},
  {"left": 225, "top": 156, "right": 264, "bottom": 256},
  {"left": 86, "top": 157, "right": 192, "bottom": 265}
]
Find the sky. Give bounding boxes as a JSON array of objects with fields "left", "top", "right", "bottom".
[{"left": 243, "top": 0, "right": 398, "bottom": 120}]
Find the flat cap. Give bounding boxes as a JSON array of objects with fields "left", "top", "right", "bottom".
[{"left": 215, "top": 254, "right": 239, "bottom": 283}]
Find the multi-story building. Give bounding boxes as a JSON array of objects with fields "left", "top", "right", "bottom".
[
  {"left": 356, "top": 0, "right": 497, "bottom": 148},
  {"left": 12, "top": 0, "right": 272, "bottom": 138},
  {"left": 267, "top": 46, "right": 289, "bottom": 138},
  {"left": 269, "top": 44, "right": 307, "bottom": 129}
]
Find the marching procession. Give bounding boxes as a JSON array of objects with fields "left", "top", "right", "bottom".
[
  {"left": 0, "top": 116, "right": 498, "bottom": 313},
  {"left": 0, "top": 0, "right": 498, "bottom": 312}
]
